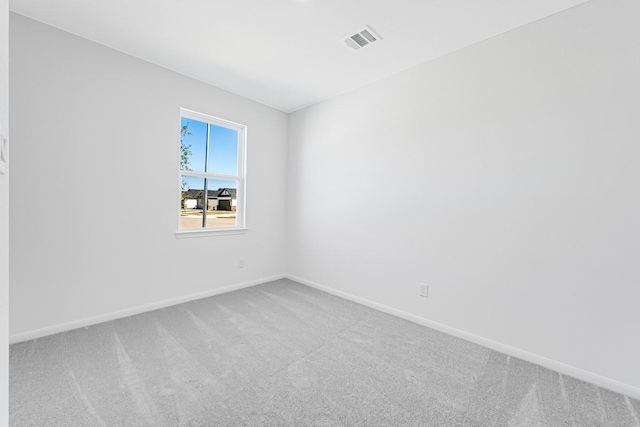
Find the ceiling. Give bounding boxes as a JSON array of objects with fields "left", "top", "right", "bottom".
[{"left": 10, "top": 0, "right": 590, "bottom": 113}]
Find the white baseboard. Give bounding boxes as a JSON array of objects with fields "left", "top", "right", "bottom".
[
  {"left": 9, "top": 274, "right": 285, "bottom": 344},
  {"left": 286, "top": 274, "right": 640, "bottom": 401}
]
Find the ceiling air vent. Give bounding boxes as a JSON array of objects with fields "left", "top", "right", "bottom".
[{"left": 344, "top": 26, "right": 381, "bottom": 51}]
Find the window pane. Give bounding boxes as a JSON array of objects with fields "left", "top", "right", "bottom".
[
  {"left": 180, "top": 176, "right": 238, "bottom": 229},
  {"left": 179, "top": 109, "right": 246, "bottom": 234},
  {"left": 207, "top": 124, "right": 238, "bottom": 176},
  {"left": 180, "top": 117, "right": 207, "bottom": 173},
  {"left": 180, "top": 175, "right": 206, "bottom": 229},
  {"left": 204, "top": 179, "right": 238, "bottom": 229}
]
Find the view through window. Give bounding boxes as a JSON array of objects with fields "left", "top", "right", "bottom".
[{"left": 179, "top": 109, "right": 246, "bottom": 231}]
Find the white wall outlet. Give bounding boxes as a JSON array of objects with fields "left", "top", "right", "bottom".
[
  {"left": 419, "top": 283, "right": 429, "bottom": 298},
  {"left": 238, "top": 259, "right": 245, "bottom": 269}
]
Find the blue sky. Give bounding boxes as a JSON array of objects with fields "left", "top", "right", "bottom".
[{"left": 181, "top": 117, "right": 238, "bottom": 191}]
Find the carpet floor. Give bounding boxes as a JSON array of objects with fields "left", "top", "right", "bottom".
[{"left": 10, "top": 279, "right": 640, "bottom": 426}]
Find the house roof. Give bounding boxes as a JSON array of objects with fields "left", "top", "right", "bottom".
[{"left": 182, "top": 188, "right": 237, "bottom": 199}]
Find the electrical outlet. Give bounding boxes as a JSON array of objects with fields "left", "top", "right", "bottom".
[
  {"left": 238, "top": 259, "right": 245, "bottom": 269},
  {"left": 419, "top": 283, "right": 429, "bottom": 298}
]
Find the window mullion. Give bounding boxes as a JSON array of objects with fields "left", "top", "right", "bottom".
[{"left": 202, "top": 123, "right": 211, "bottom": 227}]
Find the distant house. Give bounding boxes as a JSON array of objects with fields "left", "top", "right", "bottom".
[{"left": 182, "top": 188, "right": 237, "bottom": 211}]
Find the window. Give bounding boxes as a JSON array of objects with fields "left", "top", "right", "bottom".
[{"left": 178, "top": 108, "right": 246, "bottom": 236}]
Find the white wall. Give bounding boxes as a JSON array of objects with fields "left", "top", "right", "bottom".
[
  {"left": 0, "top": 0, "right": 8, "bottom": 421},
  {"left": 9, "top": 14, "right": 288, "bottom": 337},
  {"left": 288, "top": 0, "right": 640, "bottom": 394}
]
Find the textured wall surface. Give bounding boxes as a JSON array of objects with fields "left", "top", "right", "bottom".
[
  {"left": 9, "top": 14, "right": 289, "bottom": 337},
  {"left": 288, "top": 0, "right": 640, "bottom": 392}
]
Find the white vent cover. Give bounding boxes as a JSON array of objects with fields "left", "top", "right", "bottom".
[{"left": 344, "top": 26, "right": 381, "bottom": 51}]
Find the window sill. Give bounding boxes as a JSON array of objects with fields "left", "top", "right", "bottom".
[{"left": 175, "top": 227, "right": 248, "bottom": 238}]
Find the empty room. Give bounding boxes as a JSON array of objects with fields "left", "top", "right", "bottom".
[{"left": 1, "top": 0, "right": 639, "bottom": 425}]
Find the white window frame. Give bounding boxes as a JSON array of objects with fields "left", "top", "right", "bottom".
[{"left": 175, "top": 108, "right": 247, "bottom": 238}]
